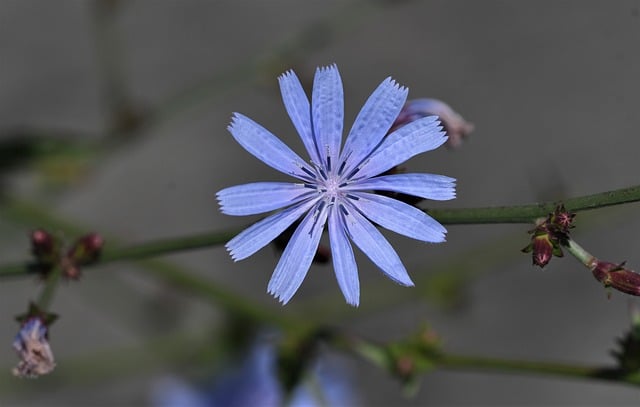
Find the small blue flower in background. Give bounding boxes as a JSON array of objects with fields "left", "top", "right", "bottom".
[
  {"left": 217, "top": 64, "right": 455, "bottom": 306},
  {"left": 150, "top": 340, "right": 357, "bottom": 407}
]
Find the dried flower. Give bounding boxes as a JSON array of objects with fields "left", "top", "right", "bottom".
[
  {"left": 218, "top": 64, "right": 456, "bottom": 306},
  {"left": 390, "top": 98, "right": 474, "bottom": 149},
  {"left": 12, "top": 311, "right": 56, "bottom": 378}
]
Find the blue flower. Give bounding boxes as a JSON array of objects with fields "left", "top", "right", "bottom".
[{"left": 217, "top": 64, "right": 455, "bottom": 306}]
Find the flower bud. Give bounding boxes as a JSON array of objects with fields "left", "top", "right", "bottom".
[
  {"left": 549, "top": 204, "right": 575, "bottom": 233},
  {"left": 30, "top": 229, "right": 59, "bottom": 264},
  {"left": 67, "top": 233, "right": 104, "bottom": 265},
  {"left": 390, "top": 98, "right": 474, "bottom": 149},
  {"left": 522, "top": 205, "right": 575, "bottom": 268},
  {"left": 592, "top": 261, "right": 640, "bottom": 296}
]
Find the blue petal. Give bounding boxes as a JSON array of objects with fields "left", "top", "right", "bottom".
[
  {"left": 328, "top": 207, "right": 359, "bottom": 306},
  {"left": 346, "top": 173, "right": 456, "bottom": 201},
  {"left": 339, "top": 77, "right": 408, "bottom": 174},
  {"left": 356, "top": 116, "right": 447, "bottom": 179},
  {"left": 228, "top": 113, "right": 311, "bottom": 179},
  {"left": 349, "top": 192, "right": 446, "bottom": 243},
  {"left": 226, "top": 199, "right": 317, "bottom": 261},
  {"left": 312, "top": 64, "right": 344, "bottom": 169},
  {"left": 267, "top": 201, "right": 329, "bottom": 304},
  {"left": 341, "top": 202, "right": 413, "bottom": 286},
  {"left": 217, "top": 182, "right": 314, "bottom": 215},
  {"left": 278, "top": 70, "right": 321, "bottom": 165}
]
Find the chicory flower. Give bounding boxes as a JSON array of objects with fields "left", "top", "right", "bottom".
[{"left": 217, "top": 64, "right": 455, "bottom": 306}]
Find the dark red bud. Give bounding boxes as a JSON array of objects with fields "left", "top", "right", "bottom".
[
  {"left": 531, "top": 234, "right": 554, "bottom": 267},
  {"left": 68, "top": 233, "right": 104, "bottom": 265},
  {"left": 30, "top": 229, "right": 56, "bottom": 260},
  {"left": 592, "top": 261, "right": 640, "bottom": 296}
]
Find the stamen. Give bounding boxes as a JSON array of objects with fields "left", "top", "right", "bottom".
[
  {"left": 318, "top": 168, "right": 327, "bottom": 180},
  {"left": 326, "top": 156, "right": 332, "bottom": 172},
  {"left": 346, "top": 194, "right": 360, "bottom": 201},
  {"left": 337, "top": 160, "right": 347, "bottom": 176},
  {"left": 339, "top": 204, "right": 349, "bottom": 216},
  {"left": 310, "top": 201, "right": 326, "bottom": 233},
  {"left": 303, "top": 183, "right": 316, "bottom": 189},
  {"left": 301, "top": 166, "right": 316, "bottom": 178},
  {"left": 347, "top": 166, "right": 360, "bottom": 179}
]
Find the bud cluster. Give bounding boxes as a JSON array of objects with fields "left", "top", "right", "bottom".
[
  {"left": 522, "top": 205, "right": 575, "bottom": 268},
  {"left": 30, "top": 229, "right": 104, "bottom": 279}
]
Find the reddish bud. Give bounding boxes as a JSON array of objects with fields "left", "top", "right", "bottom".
[
  {"left": 67, "top": 233, "right": 104, "bottom": 265},
  {"left": 522, "top": 204, "right": 576, "bottom": 268},
  {"left": 390, "top": 98, "right": 474, "bottom": 149},
  {"left": 30, "top": 229, "right": 57, "bottom": 262},
  {"left": 550, "top": 204, "right": 575, "bottom": 233},
  {"left": 592, "top": 261, "right": 640, "bottom": 296},
  {"left": 395, "top": 356, "right": 415, "bottom": 379},
  {"left": 531, "top": 234, "right": 554, "bottom": 267}
]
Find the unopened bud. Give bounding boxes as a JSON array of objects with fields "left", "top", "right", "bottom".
[
  {"left": 390, "top": 98, "right": 474, "bottom": 149},
  {"left": 592, "top": 261, "right": 640, "bottom": 296},
  {"left": 30, "top": 229, "right": 58, "bottom": 264},
  {"left": 68, "top": 233, "right": 104, "bottom": 265},
  {"left": 550, "top": 204, "right": 575, "bottom": 233}
]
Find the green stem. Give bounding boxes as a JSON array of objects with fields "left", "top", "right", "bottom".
[
  {"left": 2, "top": 184, "right": 640, "bottom": 279},
  {"left": 99, "top": 229, "right": 240, "bottom": 262},
  {"left": 435, "top": 352, "right": 630, "bottom": 385},
  {"left": 36, "top": 266, "right": 63, "bottom": 310},
  {"left": 565, "top": 238, "right": 597, "bottom": 269},
  {"left": 426, "top": 184, "right": 640, "bottom": 224}
]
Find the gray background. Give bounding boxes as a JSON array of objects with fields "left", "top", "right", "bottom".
[{"left": 1, "top": 0, "right": 640, "bottom": 405}]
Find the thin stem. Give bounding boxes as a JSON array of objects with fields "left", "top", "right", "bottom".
[
  {"left": 435, "top": 352, "right": 630, "bottom": 384},
  {"left": 36, "top": 266, "right": 63, "bottom": 310},
  {"left": 565, "top": 238, "right": 597, "bottom": 269},
  {"left": 426, "top": 184, "right": 640, "bottom": 224},
  {"left": 2, "top": 184, "right": 640, "bottom": 279},
  {"left": 99, "top": 229, "right": 240, "bottom": 262},
  {"left": 334, "top": 334, "right": 639, "bottom": 388}
]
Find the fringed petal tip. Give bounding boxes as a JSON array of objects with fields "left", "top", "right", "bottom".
[
  {"left": 277, "top": 69, "right": 295, "bottom": 82},
  {"left": 345, "top": 296, "right": 360, "bottom": 307},
  {"left": 225, "top": 244, "right": 241, "bottom": 262},
  {"left": 316, "top": 63, "right": 339, "bottom": 74},
  {"left": 387, "top": 77, "right": 409, "bottom": 96},
  {"left": 267, "top": 288, "right": 290, "bottom": 305},
  {"left": 227, "top": 112, "right": 241, "bottom": 131}
]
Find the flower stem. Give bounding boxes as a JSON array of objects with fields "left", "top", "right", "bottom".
[
  {"left": 2, "top": 184, "right": 640, "bottom": 279},
  {"left": 427, "top": 184, "right": 640, "bottom": 224},
  {"left": 36, "top": 266, "right": 63, "bottom": 311},
  {"left": 434, "top": 352, "right": 630, "bottom": 384},
  {"left": 564, "top": 238, "right": 597, "bottom": 269}
]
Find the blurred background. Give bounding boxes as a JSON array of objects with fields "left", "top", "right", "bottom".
[{"left": 1, "top": 0, "right": 640, "bottom": 405}]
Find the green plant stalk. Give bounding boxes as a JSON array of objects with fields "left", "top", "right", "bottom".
[
  {"left": 335, "top": 335, "right": 639, "bottom": 388},
  {"left": 0, "top": 199, "right": 304, "bottom": 332},
  {"left": 427, "top": 184, "right": 640, "bottom": 224},
  {"left": 2, "top": 184, "right": 640, "bottom": 279},
  {"left": 434, "top": 352, "right": 632, "bottom": 385},
  {"left": 36, "top": 266, "right": 63, "bottom": 311},
  {"left": 565, "top": 238, "right": 597, "bottom": 269}
]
